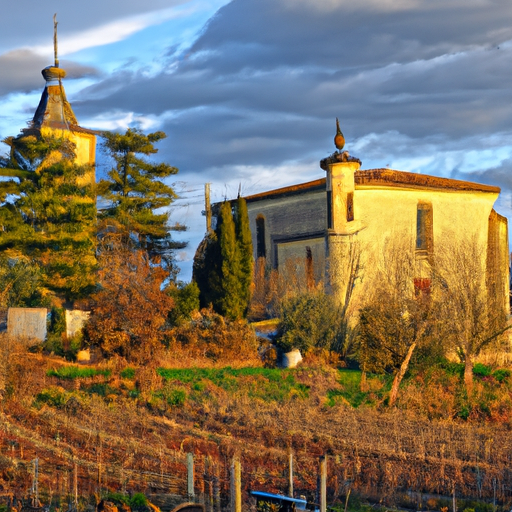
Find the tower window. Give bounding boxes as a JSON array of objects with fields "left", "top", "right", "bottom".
[
  {"left": 327, "top": 191, "right": 333, "bottom": 229},
  {"left": 346, "top": 192, "right": 354, "bottom": 222}
]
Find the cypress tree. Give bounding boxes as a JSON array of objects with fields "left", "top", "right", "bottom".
[
  {"left": 193, "top": 230, "right": 222, "bottom": 309},
  {"left": 195, "top": 199, "right": 255, "bottom": 320},
  {"left": 216, "top": 201, "right": 243, "bottom": 319},
  {"left": 234, "top": 197, "right": 253, "bottom": 315}
]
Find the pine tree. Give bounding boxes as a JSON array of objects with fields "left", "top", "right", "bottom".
[
  {"left": 0, "top": 133, "right": 97, "bottom": 304},
  {"left": 98, "top": 128, "right": 185, "bottom": 273}
]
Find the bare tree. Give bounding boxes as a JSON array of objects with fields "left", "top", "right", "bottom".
[
  {"left": 357, "top": 237, "right": 439, "bottom": 406},
  {"left": 434, "top": 237, "right": 510, "bottom": 393}
]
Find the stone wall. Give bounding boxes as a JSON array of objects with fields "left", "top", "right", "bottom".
[
  {"left": 7, "top": 307, "right": 47, "bottom": 344},
  {"left": 246, "top": 187, "right": 327, "bottom": 271}
]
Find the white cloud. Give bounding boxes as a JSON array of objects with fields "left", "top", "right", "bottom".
[{"left": 29, "top": 5, "right": 195, "bottom": 58}]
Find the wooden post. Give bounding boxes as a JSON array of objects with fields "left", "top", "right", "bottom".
[
  {"left": 74, "top": 462, "right": 78, "bottom": 507},
  {"left": 320, "top": 455, "right": 327, "bottom": 512},
  {"left": 452, "top": 485, "right": 456, "bottom": 512},
  {"left": 187, "top": 453, "right": 195, "bottom": 501},
  {"left": 213, "top": 460, "right": 221, "bottom": 512},
  {"left": 231, "top": 457, "right": 241, "bottom": 512},
  {"left": 205, "top": 183, "right": 212, "bottom": 233},
  {"left": 199, "top": 457, "right": 205, "bottom": 505},
  {"left": 288, "top": 450, "right": 294, "bottom": 498},
  {"left": 33, "top": 458, "right": 39, "bottom": 506},
  {"left": 205, "top": 456, "right": 214, "bottom": 512}
]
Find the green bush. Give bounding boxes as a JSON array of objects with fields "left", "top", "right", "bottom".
[
  {"left": 130, "top": 493, "right": 148, "bottom": 509},
  {"left": 35, "top": 387, "right": 70, "bottom": 408},
  {"left": 164, "top": 387, "right": 187, "bottom": 407},
  {"left": 473, "top": 363, "right": 492, "bottom": 377},
  {"left": 167, "top": 281, "right": 200, "bottom": 326},
  {"left": 120, "top": 367, "right": 136, "bottom": 379},
  {"left": 493, "top": 368, "right": 511, "bottom": 382},
  {"left": 276, "top": 292, "right": 341, "bottom": 353},
  {"left": 44, "top": 307, "right": 67, "bottom": 356},
  {"left": 86, "top": 383, "right": 118, "bottom": 397},
  {"left": 443, "top": 361, "right": 465, "bottom": 377}
]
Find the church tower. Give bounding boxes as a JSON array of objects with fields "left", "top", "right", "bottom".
[
  {"left": 20, "top": 15, "right": 96, "bottom": 183},
  {"left": 320, "top": 121, "right": 363, "bottom": 305}
]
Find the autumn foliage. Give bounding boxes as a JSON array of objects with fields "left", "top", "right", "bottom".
[
  {"left": 85, "top": 247, "right": 174, "bottom": 362},
  {"left": 168, "top": 306, "right": 259, "bottom": 363}
]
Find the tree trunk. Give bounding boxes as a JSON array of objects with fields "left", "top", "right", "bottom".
[
  {"left": 389, "top": 342, "right": 417, "bottom": 407},
  {"left": 464, "top": 354, "right": 474, "bottom": 395},
  {"left": 360, "top": 369, "right": 368, "bottom": 392}
]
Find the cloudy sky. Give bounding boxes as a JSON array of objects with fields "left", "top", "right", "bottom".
[{"left": 1, "top": 0, "right": 512, "bottom": 280}]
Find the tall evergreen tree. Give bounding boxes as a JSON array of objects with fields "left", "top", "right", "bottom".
[
  {"left": 193, "top": 199, "right": 253, "bottom": 320},
  {"left": 98, "top": 128, "right": 185, "bottom": 273},
  {"left": 0, "top": 133, "right": 97, "bottom": 304},
  {"left": 217, "top": 201, "right": 243, "bottom": 319},
  {"left": 234, "top": 197, "right": 253, "bottom": 315},
  {"left": 193, "top": 230, "right": 222, "bottom": 309}
]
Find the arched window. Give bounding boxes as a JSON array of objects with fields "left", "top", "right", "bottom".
[
  {"left": 416, "top": 202, "right": 433, "bottom": 257},
  {"left": 256, "top": 215, "right": 266, "bottom": 258}
]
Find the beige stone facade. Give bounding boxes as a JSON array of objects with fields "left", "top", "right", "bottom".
[{"left": 243, "top": 155, "right": 510, "bottom": 316}]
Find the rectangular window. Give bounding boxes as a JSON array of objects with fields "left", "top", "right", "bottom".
[
  {"left": 346, "top": 192, "right": 354, "bottom": 222},
  {"left": 416, "top": 202, "right": 433, "bottom": 256},
  {"left": 256, "top": 216, "right": 266, "bottom": 258},
  {"left": 327, "top": 191, "right": 333, "bottom": 229}
]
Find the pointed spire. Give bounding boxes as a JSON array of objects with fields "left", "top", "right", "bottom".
[
  {"left": 334, "top": 118, "right": 345, "bottom": 151},
  {"left": 53, "top": 14, "right": 59, "bottom": 68},
  {"left": 32, "top": 16, "right": 79, "bottom": 129}
]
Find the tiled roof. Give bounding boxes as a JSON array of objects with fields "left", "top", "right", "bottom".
[{"left": 243, "top": 168, "right": 500, "bottom": 203}]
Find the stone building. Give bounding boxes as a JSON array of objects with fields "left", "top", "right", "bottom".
[{"left": 239, "top": 128, "right": 510, "bottom": 317}]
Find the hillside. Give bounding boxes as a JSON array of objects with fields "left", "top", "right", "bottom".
[{"left": 1, "top": 348, "right": 512, "bottom": 512}]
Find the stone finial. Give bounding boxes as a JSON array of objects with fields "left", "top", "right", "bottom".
[
  {"left": 334, "top": 117, "right": 345, "bottom": 151},
  {"left": 42, "top": 66, "right": 66, "bottom": 84}
]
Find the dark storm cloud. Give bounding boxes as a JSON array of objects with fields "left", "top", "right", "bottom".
[
  {"left": 0, "top": 49, "right": 99, "bottom": 97},
  {"left": 58, "top": 0, "right": 512, "bottom": 199},
  {"left": 187, "top": 0, "right": 512, "bottom": 72},
  {"left": 0, "top": 0, "right": 186, "bottom": 52},
  {"left": 73, "top": 48, "right": 512, "bottom": 178}
]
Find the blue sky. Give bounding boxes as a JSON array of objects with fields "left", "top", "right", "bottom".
[{"left": 1, "top": 0, "right": 512, "bottom": 280}]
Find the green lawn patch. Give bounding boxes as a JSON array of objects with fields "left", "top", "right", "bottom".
[
  {"left": 47, "top": 366, "right": 111, "bottom": 379},
  {"left": 157, "top": 367, "right": 309, "bottom": 402},
  {"left": 327, "top": 369, "right": 387, "bottom": 407}
]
